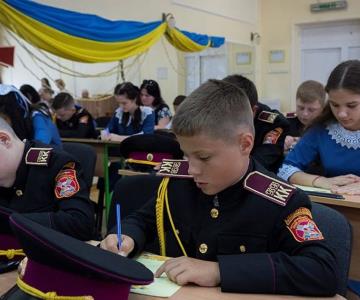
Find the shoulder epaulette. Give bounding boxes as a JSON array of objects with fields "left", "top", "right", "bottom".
[
  {"left": 243, "top": 171, "right": 296, "bottom": 206},
  {"left": 258, "top": 111, "right": 279, "bottom": 123},
  {"left": 286, "top": 112, "right": 297, "bottom": 118},
  {"left": 157, "top": 159, "right": 193, "bottom": 179},
  {"left": 25, "top": 147, "right": 53, "bottom": 166}
]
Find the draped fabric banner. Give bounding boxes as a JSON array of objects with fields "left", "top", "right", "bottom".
[{"left": 0, "top": 0, "right": 225, "bottom": 63}]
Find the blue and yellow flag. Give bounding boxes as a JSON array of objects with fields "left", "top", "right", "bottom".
[{"left": 0, "top": 0, "right": 225, "bottom": 63}]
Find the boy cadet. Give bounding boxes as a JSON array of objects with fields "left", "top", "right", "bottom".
[
  {"left": 52, "top": 92, "right": 97, "bottom": 139},
  {"left": 101, "top": 80, "right": 337, "bottom": 296},
  {"left": 223, "top": 74, "right": 290, "bottom": 173},
  {"left": 284, "top": 80, "right": 325, "bottom": 152},
  {"left": 0, "top": 116, "right": 94, "bottom": 240}
]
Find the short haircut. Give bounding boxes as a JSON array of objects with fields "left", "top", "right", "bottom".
[
  {"left": 172, "top": 79, "right": 255, "bottom": 141},
  {"left": 296, "top": 80, "right": 326, "bottom": 105},
  {"left": 55, "top": 79, "right": 65, "bottom": 89},
  {"left": 52, "top": 93, "right": 75, "bottom": 110},
  {"left": 173, "top": 95, "right": 186, "bottom": 106},
  {"left": 222, "top": 74, "right": 258, "bottom": 107},
  {"left": 0, "top": 115, "right": 17, "bottom": 137}
]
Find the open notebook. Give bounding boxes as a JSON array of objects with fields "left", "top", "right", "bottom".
[{"left": 131, "top": 252, "right": 181, "bottom": 297}]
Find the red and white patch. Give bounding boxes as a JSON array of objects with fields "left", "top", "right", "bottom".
[
  {"left": 263, "top": 127, "right": 283, "bottom": 144},
  {"left": 287, "top": 215, "right": 324, "bottom": 242},
  {"left": 54, "top": 169, "right": 80, "bottom": 199}
]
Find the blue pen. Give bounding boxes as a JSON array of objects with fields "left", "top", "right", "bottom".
[{"left": 116, "top": 203, "right": 122, "bottom": 251}]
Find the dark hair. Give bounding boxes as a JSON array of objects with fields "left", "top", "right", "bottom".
[
  {"left": 311, "top": 60, "right": 360, "bottom": 127},
  {"left": 140, "top": 79, "right": 165, "bottom": 107},
  {"left": 41, "top": 78, "right": 51, "bottom": 89},
  {"left": 0, "top": 92, "right": 33, "bottom": 140},
  {"left": 222, "top": 74, "right": 258, "bottom": 107},
  {"left": 113, "top": 82, "right": 142, "bottom": 131},
  {"left": 114, "top": 82, "right": 139, "bottom": 100},
  {"left": 52, "top": 92, "right": 74, "bottom": 110},
  {"left": 173, "top": 95, "right": 186, "bottom": 106},
  {"left": 20, "top": 84, "right": 41, "bottom": 104},
  {"left": 296, "top": 80, "right": 326, "bottom": 105}
]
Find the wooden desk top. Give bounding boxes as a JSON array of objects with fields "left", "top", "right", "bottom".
[
  {"left": 61, "top": 137, "right": 121, "bottom": 145},
  {"left": 309, "top": 194, "right": 360, "bottom": 209},
  {"left": 0, "top": 271, "right": 345, "bottom": 300}
]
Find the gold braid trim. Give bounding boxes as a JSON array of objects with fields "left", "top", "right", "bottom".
[
  {"left": 16, "top": 277, "right": 94, "bottom": 300},
  {"left": 155, "top": 178, "right": 187, "bottom": 257},
  {"left": 0, "top": 249, "right": 25, "bottom": 259},
  {"left": 125, "top": 159, "right": 159, "bottom": 166}
]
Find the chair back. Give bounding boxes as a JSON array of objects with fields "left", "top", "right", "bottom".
[
  {"left": 62, "top": 142, "right": 97, "bottom": 193},
  {"left": 311, "top": 202, "right": 352, "bottom": 296},
  {"left": 107, "top": 175, "right": 162, "bottom": 231}
]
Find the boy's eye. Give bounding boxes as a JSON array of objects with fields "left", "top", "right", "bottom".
[
  {"left": 347, "top": 104, "right": 358, "bottom": 108},
  {"left": 199, "top": 156, "right": 210, "bottom": 161}
]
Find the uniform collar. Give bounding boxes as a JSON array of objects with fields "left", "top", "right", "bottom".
[
  {"left": 215, "top": 159, "right": 254, "bottom": 201},
  {"left": 12, "top": 141, "right": 32, "bottom": 190}
]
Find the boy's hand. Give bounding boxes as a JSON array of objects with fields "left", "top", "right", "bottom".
[
  {"left": 100, "top": 234, "right": 134, "bottom": 256},
  {"left": 155, "top": 256, "right": 220, "bottom": 287}
]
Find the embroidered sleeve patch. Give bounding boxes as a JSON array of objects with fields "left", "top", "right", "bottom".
[
  {"left": 263, "top": 127, "right": 283, "bottom": 144},
  {"left": 54, "top": 169, "right": 80, "bottom": 199},
  {"left": 285, "top": 208, "right": 324, "bottom": 242},
  {"left": 79, "top": 115, "right": 89, "bottom": 124},
  {"left": 25, "top": 148, "right": 52, "bottom": 166},
  {"left": 258, "top": 111, "right": 279, "bottom": 123},
  {"left": 157, "top": 159, "right": 193, "bottom": 178},
  {"left": 286, "top": 112, "right": 297, "bottom": 118},
  {"left": 244, "top": 171, "right": 295, "bottom": 206}
]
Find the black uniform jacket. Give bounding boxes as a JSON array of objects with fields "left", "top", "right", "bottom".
[
  {"left": 56, "top": 106, "right": 96, "bottom": 138},
  {"left": 286, "top": 113, "right": 305, "bottom": 137},
  {"left": 253, "top": 103, "right": 290, "bottom": 173},
  {"left": 0, "top": 141, "right": 94, "bottom": 240},
  {"left": 119, "top": 160, "right": 337, "bottom": 296}
]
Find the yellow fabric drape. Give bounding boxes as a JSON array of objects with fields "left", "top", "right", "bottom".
[
  {"left": 165, "top": 27, "right": 210, "bottom": 52},
  {"left": 0, "top": 1, "right": 167, "bottom": 63}
]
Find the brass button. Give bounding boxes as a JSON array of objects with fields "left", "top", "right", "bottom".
[
  {"left": 146, "top": 153, "right": 154, "bottom": 161},
  {"left": 199, "top": 243, "right": 208, "bottom": 254},
  {"left": 210, "top": 208, "right": 219, "bottom": 219},
  {"left": 16, "top": 190, "right": 23, "bottom": 197},
  {"left": 239, "top": 245, "right": 246, "bottom": 253}
]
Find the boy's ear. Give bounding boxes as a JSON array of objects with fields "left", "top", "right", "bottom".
[
  {"left": 0, "top": 132, "right": 12, "bottom": 147},
  {"left": 238, "top": 132, "right": 254, "bottom": 155}
]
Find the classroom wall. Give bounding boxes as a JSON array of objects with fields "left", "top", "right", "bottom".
[
  {"left": 260, "top": 0, "right": 360, "bottom": 112},
  {"left": 0, "top": 0, "right": 260, "bottom": 109}
]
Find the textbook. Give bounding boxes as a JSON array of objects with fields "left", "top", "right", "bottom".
[
  {"left": 294, "top": 184, "right": 345, "bottom": 200},
  {"left": 131, "top": 252, "right": 181, "bottom": 297}
]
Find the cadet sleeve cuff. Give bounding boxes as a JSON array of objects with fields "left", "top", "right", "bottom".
[
  {"left": 218, "top": 253, "right": 276, "bottom": 293},
  {"left": 277, "top": 164, "right": 302, "bottom": 181},
  {"left": 121, "top": 223, "right": 146, "bottom": 256}
]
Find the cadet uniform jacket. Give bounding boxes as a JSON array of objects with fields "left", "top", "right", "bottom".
[
  {"left": 56, "top": 106, "right": 96, "bottom": 139},
  {"left": 0, "top": 141, "right": 94, "bottom": 240},
  {"left": 120, "top": 159, "right": 337, "bottom": 296},
  {"left": 286, "top": 113, "right": 304, "bottom": 137},
  {"left": 253, "top": 103, "right": 290, "bottom": 173}
]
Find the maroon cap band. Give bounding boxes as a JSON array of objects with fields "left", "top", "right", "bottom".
[{"left": 22, "top": 259, "right": 131, "bottom": 300}]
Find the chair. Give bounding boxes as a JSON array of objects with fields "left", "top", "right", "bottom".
[
  {"left": 62, "top": 142, "right": 97, "bottom": 193},
  {"left": 311, "top": 202, "right": 352, "bottom": 297},
  {"left": 95, "top": 116, "right": 111, "bottom": 128},
  {"left": 107, "top": 175, "right": 162, "bottom": 231}
]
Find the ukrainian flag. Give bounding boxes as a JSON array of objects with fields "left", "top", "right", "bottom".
[{"left": 0, "top": 0, "right": 225, "bottom": 63}]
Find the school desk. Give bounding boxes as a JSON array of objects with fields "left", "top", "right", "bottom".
[{"left": 0, "top": 271, "right": 346, "bottom": 300}]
